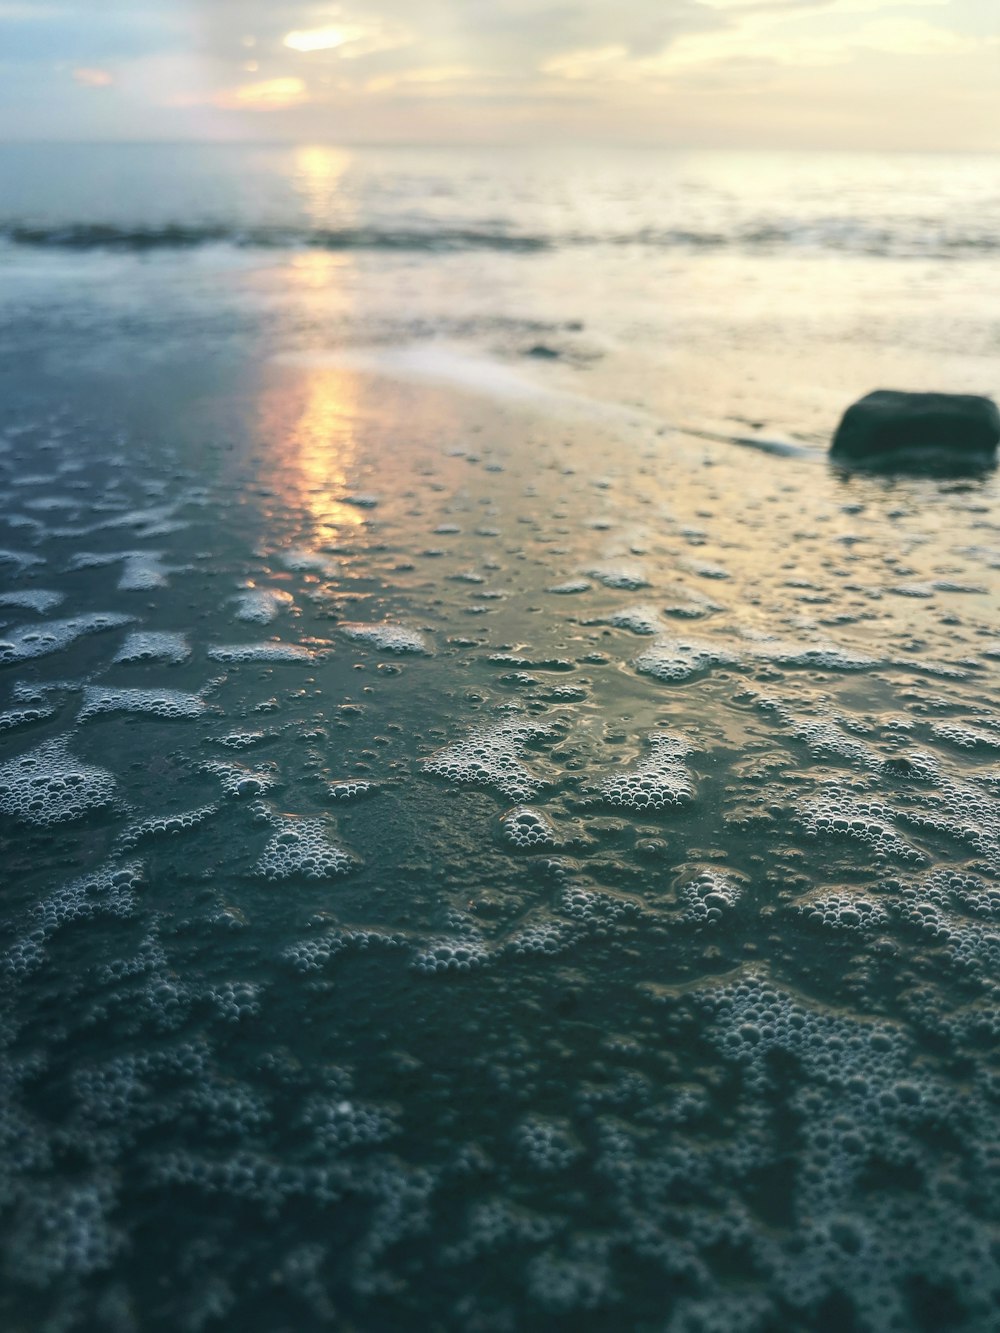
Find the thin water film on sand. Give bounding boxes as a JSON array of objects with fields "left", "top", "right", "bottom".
[{"left": 0, "top": 352, "right": 998, "bottom": 1332}]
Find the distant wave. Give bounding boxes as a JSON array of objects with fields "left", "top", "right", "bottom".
[
  {"left": 2, "top": 220, "right": 998, "bottom": 258},
  {"left": 0, "top": 223, "right": 551, "bottom": 253}
]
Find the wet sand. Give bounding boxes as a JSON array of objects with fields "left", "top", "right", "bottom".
[{"left": 1, "top": 340, "right": 999, "bottom": 1329}]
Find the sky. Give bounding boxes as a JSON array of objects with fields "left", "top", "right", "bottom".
[{"left": 0, "top": 0, "right": 997, "bottom": 149}]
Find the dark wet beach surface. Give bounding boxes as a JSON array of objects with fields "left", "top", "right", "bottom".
[{"left": 0, "top": 146, "right": 999, "bottom": 1331}]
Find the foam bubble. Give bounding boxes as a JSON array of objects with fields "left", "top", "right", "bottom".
[
  {"left": 0, "top": 705, "right": 55, "bottom": 733},
  {"left": 78, "top": 685, "right": 208, "bottom": 722},
  {"left": 339, "top": 622, "right": 429, "bottom": 654},
  {"left": 547, "top": 579, "right": 591, "bottom": 594},
  {"left": 678, "top": 866, "right": 746, "bottom": 923},
  {"left": 597, "top": 732, "right": 696, "bottom": 811},
  {"left": 499, "top": 806, "right": 557, "bottom": 849},
  {"left": 327, "top": 779, "right": 377, "bottom": 801},
  {"left": 599, "top": 604, "right": 663, "bottom": 636},
  {"left": 255, "top": 813, "right": 355, "bottom": 881},
  {"left": 116, "top": 804, "right": 219, "bottom": 850},
  {"left": 208, "top": 641, "right": 328, "bottom": 664},
  {"left": 67, "top": 550, "right": 175, "bottom": 590},
  {"left": 423, "top": 715, "right": 552, "bottom": 801},
  {"left": 586, "top": 563, "right": 649, "bottom": 591},
  {"left": 112, "top": 630, "right": 191, "bottom": 664},
  {"left": 0, "top": 548, "right": 45, "bottom": 574},
  {"left": 3, "top": 859, "right": 142, "bottom": 979},
  {"left": 0, "top": 736, "right": 117, "bottom": 826},
  {"left": 0, "top": 612, "right": 132, "bottom": 665},
  {"left": 280, "top": 547, "right": 339, "bottom": 578},
  {"left": 634, "top": 633, "right": 740, "bottom": 683},
  {"left": 0, "top": 589, "right": 64, "bottom": 613},
  {"left": 202, "top": 759, "right": 278, "bottom": 799},
  {"left": 232, "top": 587, "right": 295, "bottom": 624}
]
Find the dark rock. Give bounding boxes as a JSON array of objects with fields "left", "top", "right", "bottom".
[
  {"left": 525, "top": 344, "right": 561, "bottom": 360},
  {"left": 831, "top": 391, "right": 1000, "bottom": 466}
]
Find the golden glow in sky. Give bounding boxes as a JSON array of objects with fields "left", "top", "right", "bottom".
[
  {"left": 284, "top": 26, "right": 358, "bottom": 53},
  {"left": 215, "top": 77, "right": 308, "bottom": 110},
  {"left": 0, "top": 0, "right": 997, "bottom": 148}
]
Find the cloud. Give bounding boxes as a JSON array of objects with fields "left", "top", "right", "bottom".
[
  {"left": 541, "top": 4, "right": 996, "bottom": 81},
  {"left": 0, "top": 0, "right": 997, "bottom": 148},
  {"left": 283, "top": 14, "right": 413, "bottom": 59},
  {"left": 72, "top": 66, "right": 113, "bottom": 87},
  {"left": 213, "top": 76, "right": 308, "bottom": 109}
]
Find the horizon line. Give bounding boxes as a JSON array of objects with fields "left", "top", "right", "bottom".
[{"left": 0, "top": 138, "right": 998, "bottom": 156}]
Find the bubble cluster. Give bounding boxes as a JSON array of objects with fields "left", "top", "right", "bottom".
[
  {"left": 526, "top": 1239, "right": 615, "bottom": 1314},
  {"left": 499, "top": 805, "right": 556, "bottom": 849},
  {"left": 302, "top": 1096, "right": 399, "bottom": 1152},
  {"left": 327, "top": 778, "right": 377, "bottom": 801},
  {"left": 422, "top": 714, "right": 552, "bottom": 801},
  {"left": 0, "top": 547, "right": 44, "bottom": 574},
  {"left": 232, "top": 587, "right": 295, "bottom": 623},
  {"left": 795, "top": 888, "right": 891, "bottom": 936},
  {"left": 280, "top": 546, "right": 338, "bottom": 577},
  {"left": 504, "top": 920, "right": 578, "bottom": 957},
  {"left": 0, "top": 588, "right": 64, "bottom": 613},
  {"left": 0, "top": 735, "right": 117, "bottom": 826},
  {"left": 798, "top": 790, "right": 926, "bottom": 863},
  {"left": 0, "top": 704, "right": 54, "bottom": 733},
  {"left": 282, "top": 927, "right": 407, "bottom": 974},
  {"left": 339, "top": 621, "right": 429, "bottom": 654},
  {"left": 558, "top": 883, "right": 639, "bottom": 928},
  {"left": 515, "top": 1114, "right": 583, "bottom": 1172},
  {"left": 202, "top": 759, "right": 278, "bottom": 799},
  {"left": 117, "top": 550, "right": 173, "bottom": 591},
  {"left": 5, "top": 1177, "right": 123, "bottom": 1287},
  {"left": 597, "top": 731, "right": 696, "bottom": 810},
  {"left": 212, "top": 730, "right": 270, "bottom": 750},
  {"left": 634, "top": 633, "right": 740, "bottom": 683},
  {"left": 3, "top": 860, "right": 142, "bottom": 978},
  {"left": 112, "top": 629, "right": 191, "bottom": 664},
  {"left": 78, "top": 684, "right": 208, "bottom": 722},
  {"left": 595, "top": 603, "right": 661, "bottom": 635},
  {"left": 742, "top": 632, "right": 876, "bottom": 672},
  {"left": 586, "top": 563, "right": 649, "bottom": 590},
  {"left": 255, "top": 813, "right": 355, "bottom": 881},
  {"left": 412, "top": 932, "right": 490, "bottom": 974},
  {"left": 208, "top": 641, "right": 327, "bottom": 663},
  {"left": 116, "top": 804, "right": 218, "bottom": 851},
  {"left": 0, "top": 612, "right": 132, "bottom": 665},
  {"left": 202, "top": 980, "right": 264, "bottom": 1024},
  {"left": 929, "top": 719, "right": 1000, "bottom": 751},
  {"left": 677, "top": 866, "right": 746, "bottom": 923}
]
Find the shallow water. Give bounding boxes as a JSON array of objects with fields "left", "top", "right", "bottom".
[{"left": 0, "top": 146, "right": 999, "bottom": 1331}]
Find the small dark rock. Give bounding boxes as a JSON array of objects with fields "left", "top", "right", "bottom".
[
  {"left": 831, "top": 390, "right": 999, "bottom": 467},
  {"left": 525, "top": 344, "right": 561, "bottom": 360}
]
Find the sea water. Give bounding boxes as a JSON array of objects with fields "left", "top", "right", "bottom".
[{"left": 0, "top": 144, "right": 998, "bottom": 1331}]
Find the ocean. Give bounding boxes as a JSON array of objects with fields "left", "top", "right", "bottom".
[{"left": 0, "top": 143, "right": 998, "bottom": 1331}]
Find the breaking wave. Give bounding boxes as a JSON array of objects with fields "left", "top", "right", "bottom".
[{"left": 3, "top": 218, "right": 1000, "bottom": 258}]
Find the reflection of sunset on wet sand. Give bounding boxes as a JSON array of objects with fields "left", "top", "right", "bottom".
[{"left": 260, "top": 367, "right": 367, "bottom": 541}]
